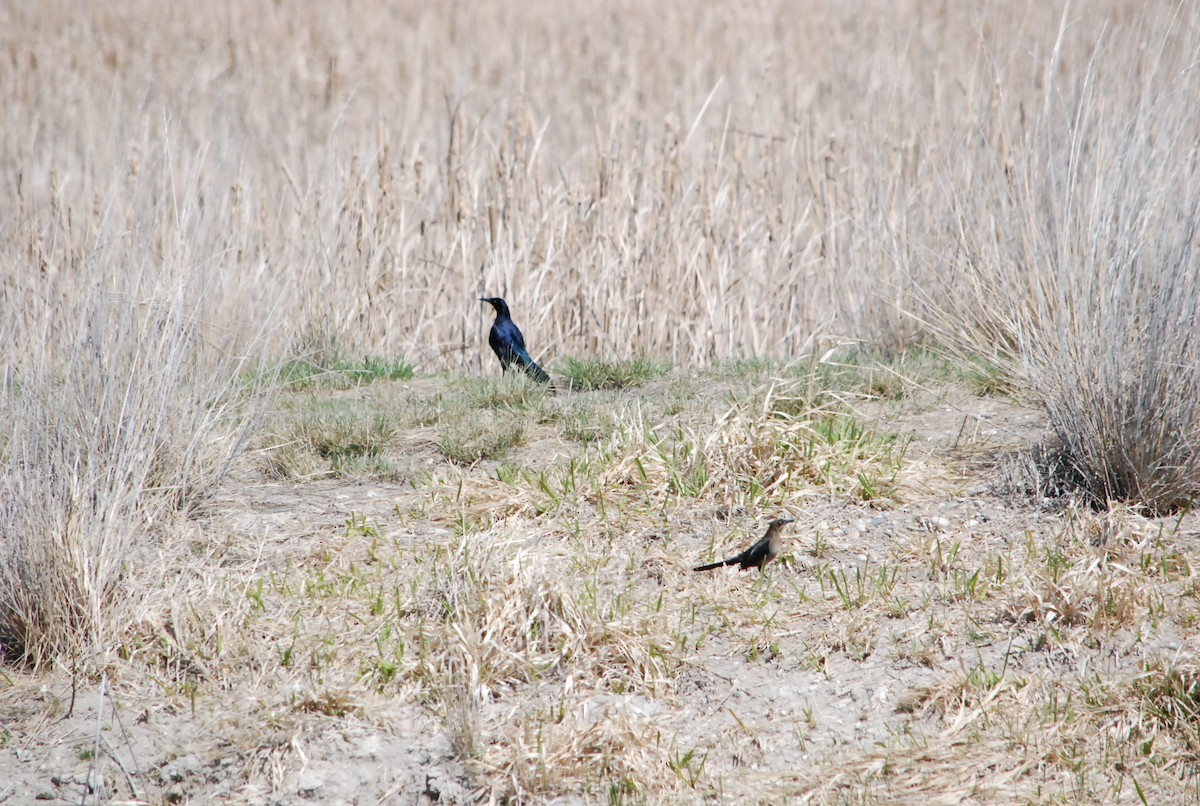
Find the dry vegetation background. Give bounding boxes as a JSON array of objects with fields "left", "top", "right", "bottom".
[{"left": 3, "top": 0, "right": 1200, "bottom": 802}]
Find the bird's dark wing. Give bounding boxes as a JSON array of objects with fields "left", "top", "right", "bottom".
[
  {"left": 694, "top": 535, "right": 774, "bottom": 572},
  {"left": 485, "top": 311, "right": 548, "bottom": 382},
  {"left": 491, "top": 330, "right": 549, "bottom": 383},
  {"left": 738, "top": 538, "right": 771, "bottom": 569},
  {"left": 510, "top": 324, "right": 528, "bottom": 353},
  {"left": 488, "top": 326, "right": 510, "bottom": 369},
  {"left": 493, "top": 319, "right": 527, "bottom": 352}
]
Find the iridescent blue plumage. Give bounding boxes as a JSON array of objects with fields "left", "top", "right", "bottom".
[{"left": 479, "top": 297, "right": 550, "bottom": 383}]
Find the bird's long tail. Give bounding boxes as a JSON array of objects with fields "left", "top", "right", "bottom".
[
  {"left": 513, "top": 348, "right": 551, "bottom": 383},
  {"left": 693, "top": 557, "right": 738, "bottom": 572}
]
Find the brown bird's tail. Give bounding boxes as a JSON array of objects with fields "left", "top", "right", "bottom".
[{"left": 693, "top": 557, "right": 738, "bottom": 572}]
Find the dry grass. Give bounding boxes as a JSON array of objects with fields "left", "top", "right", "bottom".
[
  {"left": 5, "top": 0, "right": 1153, "bottom": 366},
  {"left": 0, "top": 277, "right": 265, "bottom": 665},
  {"left": 8, "top": 364, "right": 1200, "bottom": 802},
  {"left": 922, "top": 5, "right": 1200, "bottom": 511},
  {"left": 3, "top": 0, "right": 1200, "bottom": 802},
  {"left": 127, "top": 373, "right": 1197, "bottom": 802}
]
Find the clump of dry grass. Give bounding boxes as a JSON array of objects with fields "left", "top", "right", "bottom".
[
  {"left": 1006, "top": 505, "right": 1186, "bottom": 641},
  {"left": 422, "top": 538, "right": 649, "bottom": 697},
  {"left": 0, "top": 146, "right": 270, "bottom": 664},
  {"left": 418, "top": 535, "right": 683, "bottom": 799},
  {"left": 566, "top": 373, "right": 904, "bottom": 523},
  {"left": 928, "top": 8, "right": 1200, "bottom": 512},
  {"left": 1133, "top": 656, "right": 1200, "bottom": 770},
  {"left": 0, "top": 272, "right": 265, "bottom": 666},
  {"left": 481, "top": 700, "right": 678, "bottom": 802}
]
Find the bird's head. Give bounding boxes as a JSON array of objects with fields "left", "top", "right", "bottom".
[
  {"left": 769, "top": 516, "right": 796, "bottom": 529},
  {"left": 479, "top": 297, "right": 510, "bottom": 316}
]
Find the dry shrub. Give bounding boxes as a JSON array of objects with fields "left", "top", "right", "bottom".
[
  {"left": 930, "top": 8, "right": 1200, "bottom": 512},
  {"left": 0, "top": 269, "right": 265, "bottom": 666}
]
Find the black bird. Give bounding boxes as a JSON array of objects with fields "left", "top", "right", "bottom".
[
  {"left": 479, "top": 296, "right": 550, "bottom": 383},
  {"left": 694, "top": 517, "right": 796, "bottom": 572}
]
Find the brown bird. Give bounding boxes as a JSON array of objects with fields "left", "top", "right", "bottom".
[{"left": 693, "top": 516, "right": 796, "bottom": 572}]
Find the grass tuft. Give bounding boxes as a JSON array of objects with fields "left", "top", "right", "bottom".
[
  {"left": 925, "top": 11, "right": 1200, "bottom": 513},
  {"left": 436, "top": 419, "right": 526, "bottom": 466},
  {"left": 296, "top": 409, "right": 398, "bottom": 472},
  {"left": 277, "top": 354, "right": 415, "bottom": 390},
  {"left": 559, "top": 357, "right": 671, "bottom": 391},
  {"left": 0, "top": 279, "right": 266, "bottom": 665}
]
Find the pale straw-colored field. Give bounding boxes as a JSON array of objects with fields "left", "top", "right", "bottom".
[{"left": 3, "top": 1, "right": 1200, "bottom": 802}]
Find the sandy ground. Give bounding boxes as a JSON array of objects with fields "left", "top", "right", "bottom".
[{"left": 3, "top": 381, "right": 1198, "bottom": 804}]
